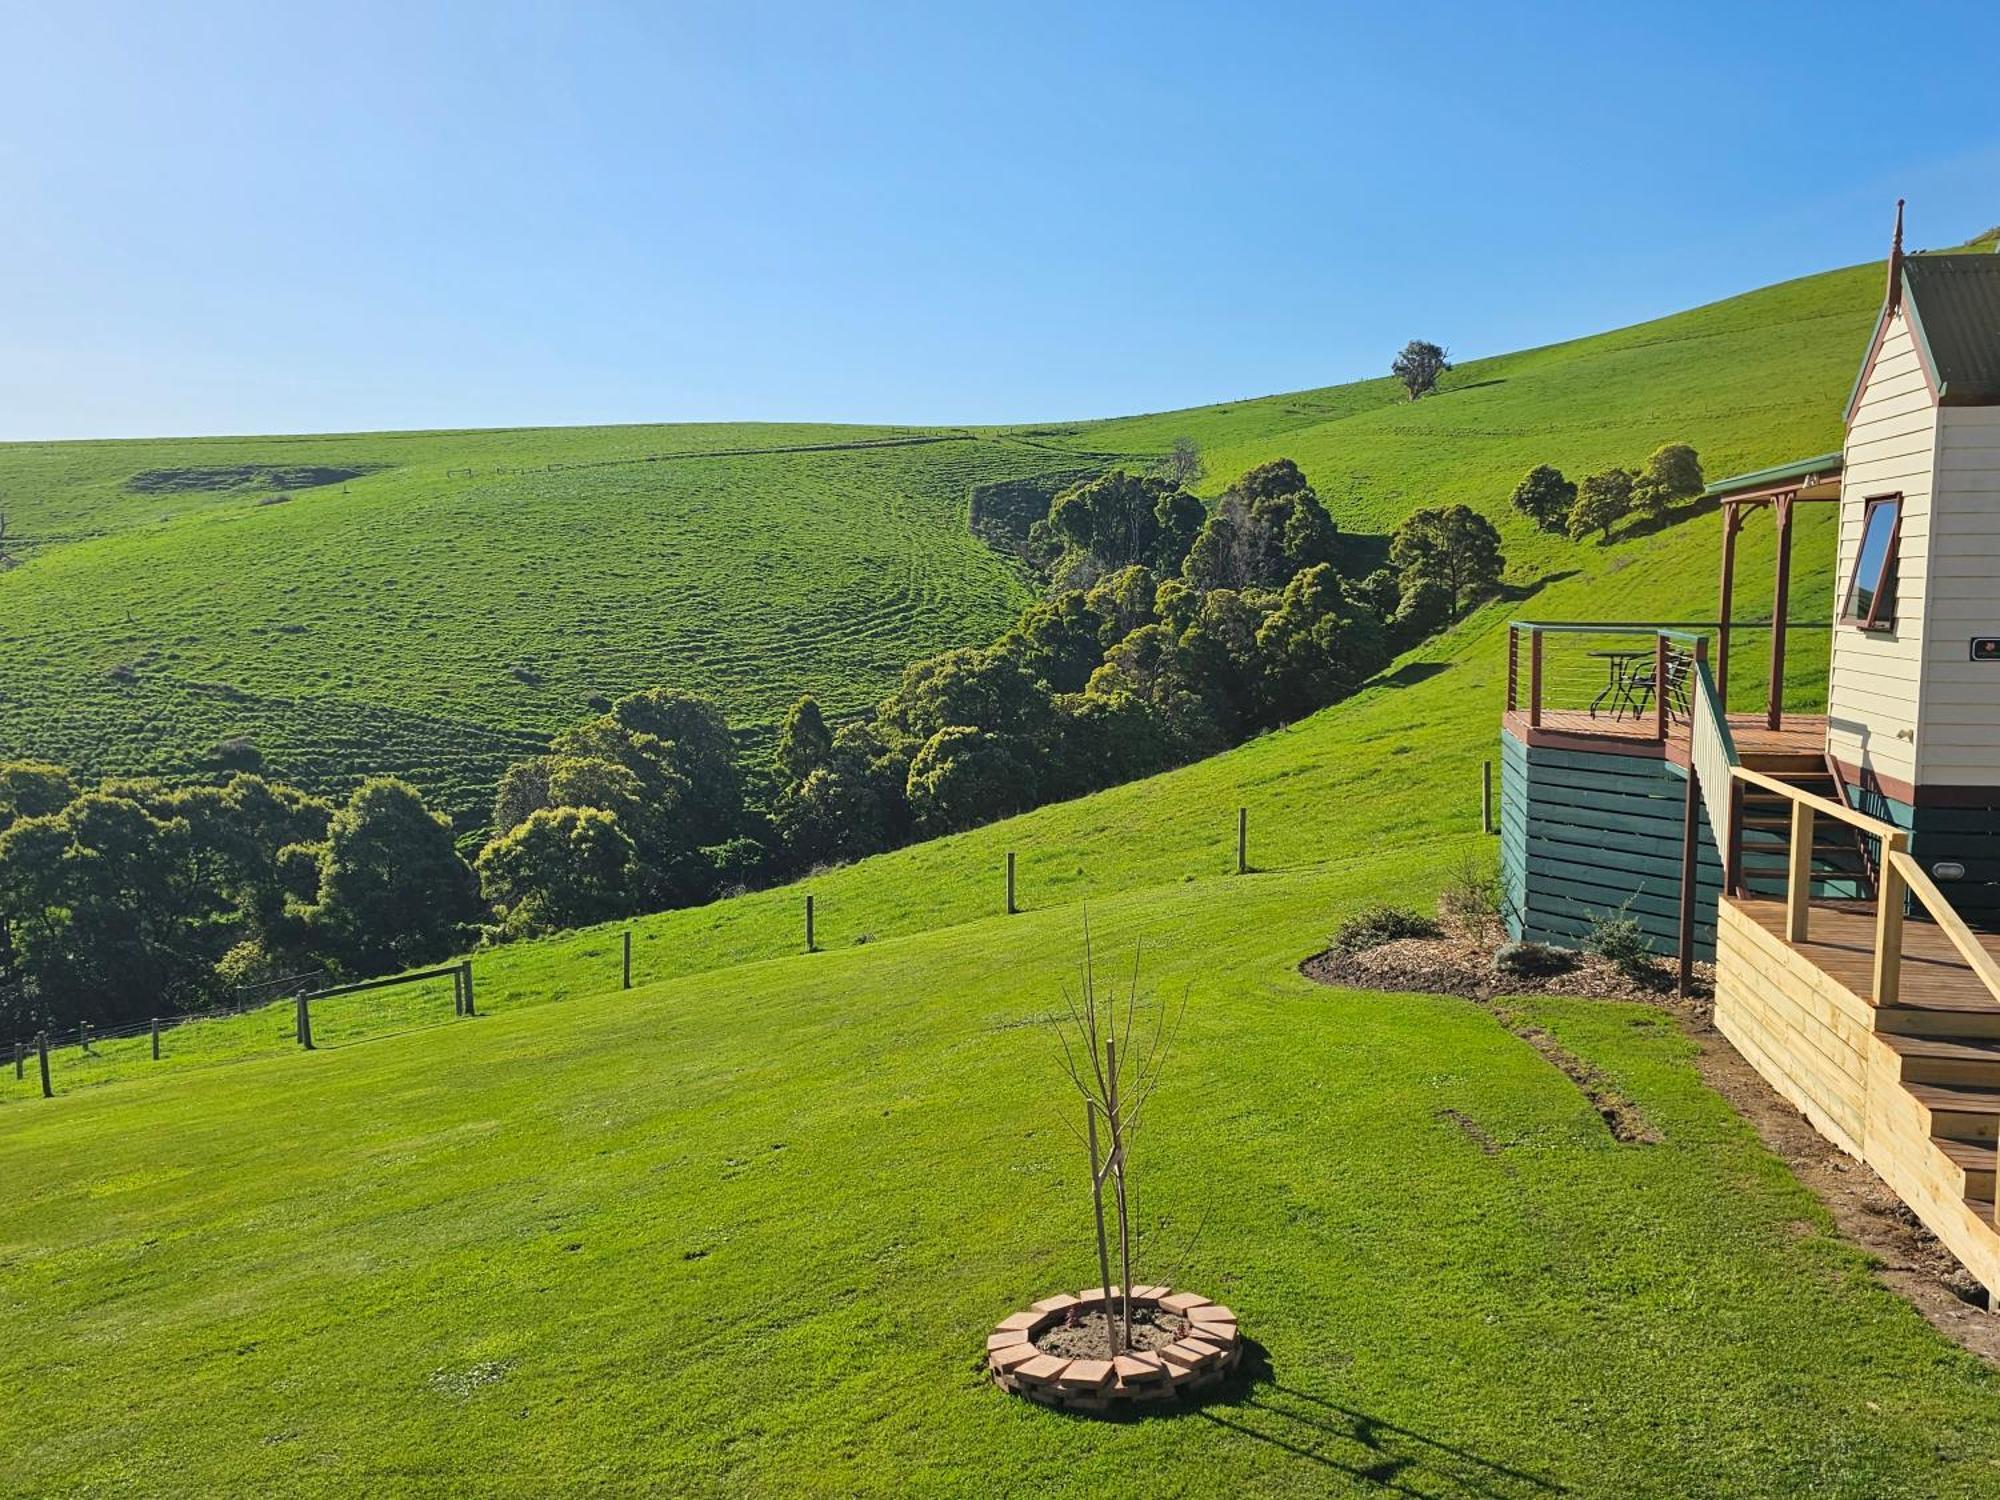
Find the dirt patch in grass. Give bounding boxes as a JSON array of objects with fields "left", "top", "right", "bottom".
[
  {"left": 1034, "top": 1306, "right": 1189, "bottom": 1361},
  {"left": 1304, "top": 914, "right": 2000, "bottom": 1367}
]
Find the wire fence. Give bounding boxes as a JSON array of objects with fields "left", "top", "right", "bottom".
[{"left": 3, "top": 809, "right": 1336, "bottom": 1105}]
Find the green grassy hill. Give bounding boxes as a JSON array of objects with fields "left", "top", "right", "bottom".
[
  {"left": 13, "top": 250, "right": 2000, "bottom": 1495},
  {"left": 0, "top": 251, "right": 1890, "bottom": 834}
]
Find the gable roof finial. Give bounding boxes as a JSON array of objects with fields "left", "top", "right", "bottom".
[{"left": 1886, "top": 198, "right": 1906, "bottom": 311}]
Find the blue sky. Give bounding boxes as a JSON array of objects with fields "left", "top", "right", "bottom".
[{"left": 3, "top": 1, "right": 1996, "bottom": 441}]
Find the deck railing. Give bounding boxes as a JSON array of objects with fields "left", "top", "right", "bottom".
[
  {"left": 1506, "top": 623, "right": 1704, "bottom": 741},
  {"left": 1726, "top": 767, "right": 2000, "bottom": 1230}
]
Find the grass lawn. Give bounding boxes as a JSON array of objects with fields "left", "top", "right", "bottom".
[{"left": 6, "top": 872, "right": 2000, "bottom": 1497}]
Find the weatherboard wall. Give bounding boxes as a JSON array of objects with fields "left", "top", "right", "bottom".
[
  {"left": 1917, "top": 403, "right": 2000, "bottom": 787},
  {"left": 1499, "top": 729, "right": 1722, "bottom": 961},
  {"left": 1830, "top": 307, "right": 1934, "bottom": 792}
]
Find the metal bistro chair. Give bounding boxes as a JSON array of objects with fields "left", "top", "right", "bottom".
[{"left": 1623, "top": 649, "right": 1692, "bottom": 724}]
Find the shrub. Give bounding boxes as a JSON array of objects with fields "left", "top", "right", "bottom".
[
  {"left": 1439, "top": 855, "right": 1503, "bottom": 933},
  {"left": 1331, "top": 904, "right": 1440, "bottom": 956},
  {"left": 1585, "top": 907, "right": 1664, "bottom": 985},
  {"left": 1493, "top": 941, "right": 1576, "bottom": 980}
]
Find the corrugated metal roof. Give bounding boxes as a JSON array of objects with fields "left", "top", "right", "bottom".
[
  {"left": 1703, "top": 451, "right": 1843, "bottom": 500},
  {"left": 1903, "top": 253, "right": 2000, "bottom": 405}
]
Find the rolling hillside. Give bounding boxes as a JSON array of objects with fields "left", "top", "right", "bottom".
[
  {"left": 14, "top": 248, "right": 2000, "bottom": 1494},
  {"left": 0, "top": 247, "right": 1903, "bottom": 836}
]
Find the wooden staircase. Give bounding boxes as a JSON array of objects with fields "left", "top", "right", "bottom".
[
  {"left": 1884, "top": 1030, "right": 2000, "bottom": 1223},
  {"left": 1736, "top": 756, "right": 1876, "bottom": 903}
]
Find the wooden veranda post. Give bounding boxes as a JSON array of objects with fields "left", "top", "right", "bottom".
[
  {"left": 1717, "top": 505, "right": 1742, "bottom": 706},
  {"left": 1768, "top": 494, "right": 1794, "bottom": 732}
]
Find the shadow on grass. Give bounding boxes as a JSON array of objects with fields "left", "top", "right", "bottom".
[
  {"left": 1370, "top": 661, "right": 1450, "bottom": 691},
  {"left": 1047, "top": 1339, "right": 1567, "bottom": 1496},
  {"left": 1493, "top": 570, "right": 1581, "bottom": 607},
  {"left": 1208, "top": 1350, "right": 1567, "bottom": 1496}
]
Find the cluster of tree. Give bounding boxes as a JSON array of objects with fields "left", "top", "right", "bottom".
[
  {"left": 1, "top": 457, "right": 1516, "bottom": 1027},
  {"left": 476, "top": 460, "right": 1506, "bottom": 937},
  {"left": 1510, "top": 443, "right": 1705, "bottom": 542},
  {"left": 0, "top": 764, "right": 481, "bottom": 1033}
]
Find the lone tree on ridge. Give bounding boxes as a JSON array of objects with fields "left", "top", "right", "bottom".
[{"left": 1391, "top": 339, "right": 1451, "bottom": 400}]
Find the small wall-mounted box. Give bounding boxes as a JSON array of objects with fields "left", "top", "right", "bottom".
[{"left": 1972, "top": 637, "right": 2000, "bottom": 662}]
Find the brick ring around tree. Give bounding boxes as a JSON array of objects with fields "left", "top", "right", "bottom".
[{"left": 986, "top": 1287, "right": 1243, "bottom": 1412}]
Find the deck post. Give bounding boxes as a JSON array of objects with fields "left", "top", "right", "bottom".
[
  {"left": 1678, "top": 766, "right": 1699, "bottom": 997},
  {"left": 1726, "top": 778, "right": 1745, "bottom": 896},
  {"left": 1767, "top": 493, "right": 1794, "bottom": 732},
  {"left": 1872, "top": 834, "right": 1909, "bottom": 1008},
  {"left": 1717, "top": 505, "right": 1741, "bottom": 707},
  {"left": 1528, "top": 630, "right": 1543, "bottom": 730},
  {"left": 1785, "top": 800, "right": 1815, "bottom": 943},
  {"left": 1653, "top": 634, "right": 1669, "bottom": 741}
]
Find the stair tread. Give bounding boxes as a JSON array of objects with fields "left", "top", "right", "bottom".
[
  {"left": 1909, "top": 1083, "right": 2000, "bottom": 1112},
  {"left": 1936, "top": 1137, "right": 1997, "bottom": 1169},
  {"left": 1884, "top": 1034, "right": 2000, "bottom": 1062},
  {"left": 1880, "top": 992, "right": 2000, "bottom": 1015}
]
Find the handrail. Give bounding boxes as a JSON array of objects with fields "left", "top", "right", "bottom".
[
  {"left": 1729, "top": 763, "right": 1912, "bottom": 1003},
  {"left": 1507, "top": 619, "right": 1824, "bottom": 634},
  {"left": 1889, "top": 851, "right": 2000, "bottom": 1001},
  {"left": 1728, "top": 767, "right": 1904, "bottom": 844}
]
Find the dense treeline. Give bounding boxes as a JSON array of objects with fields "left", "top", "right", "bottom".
[{"left": 0, "top": 455, "right": 1507, "bottom": 1032}]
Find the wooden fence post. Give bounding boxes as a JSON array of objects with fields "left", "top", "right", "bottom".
[
  {"left": 13, "top": 1041, "right": 21, "bottom": 1080},
  {"left": 37, "top": 1033, "right": 51, "bottom": 1098},
  {"left": 295, "top": 992, "right": 314, "bottom": 1050},
  {"left": 452, "top": 968, "right": 464, "bottom": 1017},
  {"left": 1236, "top": 808, "right": 1248, "bottom": 875},
  {"left": 1006, "top": 852, "right": 1018, "bottom": 915},
  {"left": 78, "top": 1022, "right": 92, "bottom": 1057},
  {"left": 460, "top": 961, "right": 476, "bottom": 1017},
  {"left": 1481, "top": 761, "right": 1494, "bottom": 836},
  {"left": 805, "top": 895, "right": 816, "bottom": 953},
  {"left": 622, "top": 930, "right": 633, "bottom": 990},
  {"left": 150, "top": 1017, "right": 161, "bottom": 1061}
]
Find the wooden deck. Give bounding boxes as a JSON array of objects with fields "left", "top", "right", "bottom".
[
  {"left": 1715, "top": 893, "right": 2000, "bottom": 1290},
  {"left": 1727, "top": 895, "right": 2000, "bottom": 1014},
  {"left": 1503, "top": 710, "right": 1829, "bottom": 770}
]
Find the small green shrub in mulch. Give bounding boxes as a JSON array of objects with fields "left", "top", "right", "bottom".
[
  {"left": 1585, "top": 908, "right": 1667, "bottom": 987},
  {"left": 1331, "top": 904, "right": 1441, "bottom": 956},
  {"left": 1493, "top": 941, "right": 1576, "bottom": 980}
]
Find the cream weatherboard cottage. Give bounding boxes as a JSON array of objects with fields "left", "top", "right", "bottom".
[{"left": 1499, "top": 207, "right": 2000, "bottom": 1300}]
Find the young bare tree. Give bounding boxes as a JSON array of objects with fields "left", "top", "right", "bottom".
[
  {"left": 1047, "top": 914, "right": 1186, "bottom": 1356},
  {"left": 1158, "top": 436, "right": 1205, "bottom": 490}
]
